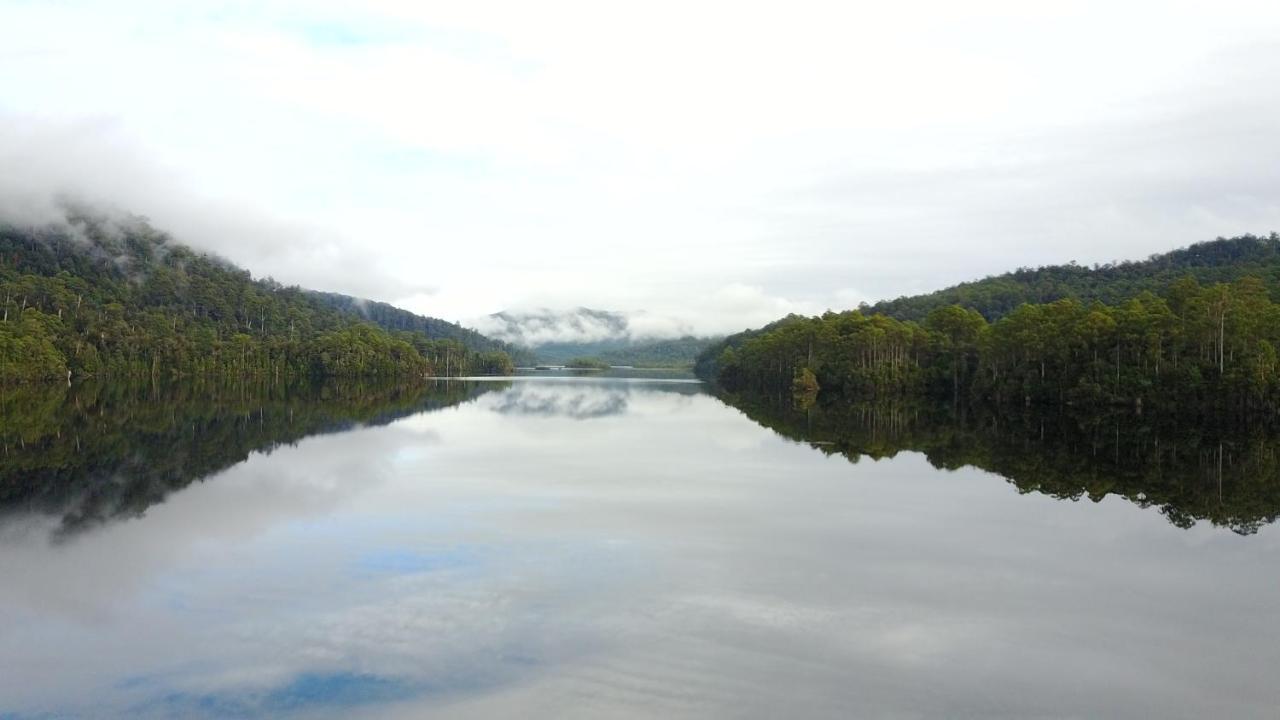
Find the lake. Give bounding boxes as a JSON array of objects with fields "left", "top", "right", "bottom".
[{"left": 2, "top": 373, "right": 1279, "bottom": 718}]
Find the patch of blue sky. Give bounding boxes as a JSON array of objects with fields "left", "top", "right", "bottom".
[
  {"left": 262, "top": 671, "right": 418, "bottom": 711},
  {"left": 285, "top": 19, "right": 416, "bottom": 48},
  {"left": 131, "top": 666, "right": 518, "bottom": 719},
  {"left": 283, "top": 16, "right": 527, "bottom": 69},
  {"left": 370, "top": 146, "right": 491, "bottom": 176},
  {"left": 279, "top": 126, "right": 493, "bottom": 191},
  {"left": 133, "top": 671, "right": 415, "bottom": 718}
]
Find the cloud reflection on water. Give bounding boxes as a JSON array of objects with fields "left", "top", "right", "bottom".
[{"left": 2, "top": 376, "right": 1279, "bottom": 719}]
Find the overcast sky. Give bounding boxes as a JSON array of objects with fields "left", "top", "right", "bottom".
[{"left": 2, "top": 0, "right": 1279, "bottom": 336}]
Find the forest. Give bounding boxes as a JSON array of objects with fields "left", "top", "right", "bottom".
[
  {"left": 522, "top": 335, "right": 715, "bottom": 368},
  {"left": 311, "top": 290, "right": 533, "bottom": 364},
  {"left": 564, "top": 357, "right": 611, "bottom": 370},
  {"left": 0, "top": 207, "right": 515, "bottom": 383},
  {"left": 594, "top": 335, "right": 716, "bottom": 368},
  {"left": 699, "top": 236, "right": 1280, "bottom": 415}
]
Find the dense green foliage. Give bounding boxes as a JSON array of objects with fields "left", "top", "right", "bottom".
[
  {"left": 537, "top": 335, "right": 721, "bottom": 366},
  {"left": 722, "top": 394, "right": 1280, "bottom": 535},
  {"left": 311, "top": 291, "right": 534, "bottom": 364},
  {"left": 700, "top": 235, "right": 1280, "bottom": 414},
  {"left": 564, "top": 357, "right": 611, "bottom": 370},
  {"left": 0, "top": 378, "right": 507, "bottom": 537},
  {"left": 702, "top": 275, "right": 1280, "bottom": 413},
  {"left": 528, "top": 335, "right": 715, "bottom": 367},
  {"left": 594, "top": 335, "right": 716, "bottom": 368},
  {"left": 0, "top": 208, "right": 514, "bottom": 383},
  {"left": 866, "top": 233, "right": 1280, "bottom": 322}
]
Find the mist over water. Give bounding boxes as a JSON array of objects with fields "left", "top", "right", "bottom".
[{"left": 1, "top": 373, "right": 1278, "bottom": 719}]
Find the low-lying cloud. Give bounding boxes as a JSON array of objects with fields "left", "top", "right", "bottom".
[
  {"left": 0, "top": 114, "right": 434, "bottom": 301},
  {"left": 2, "top": 1, "right": 1279, "bottom": 338},
  {"left": 473, "top": 307, "right": 698, "bottom": 346}
]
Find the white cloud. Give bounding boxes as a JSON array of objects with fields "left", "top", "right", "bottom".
[
  {"left": 2, "top": 0, "right": 1279, "bottom": 334},
  {"left": 701, "top": 283, "right": 820, "bottom": 334}
]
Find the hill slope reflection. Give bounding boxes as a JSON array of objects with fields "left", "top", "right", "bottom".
[
  {"left": 0, "top": 380, "right": 507, "bottom": 538},
  {"left": 720, "top": 392, "right": 1280, "bottom": 534}
]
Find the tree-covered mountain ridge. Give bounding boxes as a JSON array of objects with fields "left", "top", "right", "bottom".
[
  {"left": 0, "top": 206, "right": 515, "bottom": 382},
  {"left": 308, "top": 291, "right": 534, "bottom": 365},
  {"left": 698, "top": 233, "right": 1280, "bottom": 415},
  {"left": 867, "top": 233, "right": 1280, "bottom": 322},
  {"left": 529, "top": 335, "right": 717, "bottom": 368}
]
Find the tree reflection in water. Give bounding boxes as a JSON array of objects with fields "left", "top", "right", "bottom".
[
  {"left": 0, "top": 378, "right": 508, "bottom": 539},
  {"left": 719, "top": 390, "right": 1280, "bottom": 535}
]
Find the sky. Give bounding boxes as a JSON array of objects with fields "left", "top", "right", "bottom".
[{"left": 1, "top": 0, "right": 1279, "bottom": 338}]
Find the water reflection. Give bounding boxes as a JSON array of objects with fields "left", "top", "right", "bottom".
[
  {"left": 0, "top": 377, "right": 718, "bottom": 719},
  {"left": 0, "top": 379, "right": 507, "bottom": 540},
  {"left": 718, "top": 391, "right": 1280, "bottom": 534},
  {"left": 5, "top": 375, "right": 1277, "bottom": 540},
  {"left": 491, "top": 377, "right": 701, "bottom": 419},
  {"left": 2, "top": 377, "right": 1279, "bottom": 719}
]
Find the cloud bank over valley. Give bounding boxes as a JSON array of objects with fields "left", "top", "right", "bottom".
[{"left": 2, "top": 1, "right": 1279, "bottom": 337}]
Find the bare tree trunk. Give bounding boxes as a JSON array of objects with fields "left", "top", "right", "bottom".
[{"left": 1219, "top": 307, "right": 1226, "bottom": 375}]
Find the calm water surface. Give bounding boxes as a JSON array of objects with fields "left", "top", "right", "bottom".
[{"left": 1, "top": 374, "right": 1278, "bottom": 718}]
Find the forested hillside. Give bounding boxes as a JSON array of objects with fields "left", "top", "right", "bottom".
[
  {"left": 538, "top": 335, "right": 714, "bottom": 368},
  {"left": 700, "top": 235, "right": 1280, "bottom": 415},
  {"left": 0, "top": 207, "right": 514, "bottom": 383},
  {"left": 867, "top": 234, "right": 1280, "bottom": 322},
  {"left": 596, "top": 336, "right": 716, "bottom": 368},
  {"left": 311, "top": 291, "right": 534, "bottom": 364}
]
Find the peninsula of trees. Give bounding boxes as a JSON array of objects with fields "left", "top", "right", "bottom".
[
  {"left": 0, "top": 206, "right": 516, "bottom": 383},
  {"left": 564, "top": 357, "right": 611, "bottom": 370},
  {"left": 698, "top": 234, "right": 1280, "bottom": 414}
]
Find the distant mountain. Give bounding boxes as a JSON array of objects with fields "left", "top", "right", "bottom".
[
  {"left": 865, "top": 233, "right": 1280, "bottom": 322},
  {"left": 530, "top": 336, "right": 716, "bottom": 368},
  {"left": 474, "top": 307, "right": 714, "bottom": 367},
  {"left": 477, "top": 307, "right": 634, "bottom": 347},
  {"left": 522, "top": 339, "right": 632, "bottom": 364},
  {"left": 595, "top": 336, "right": 718, "bottom": 368}
]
